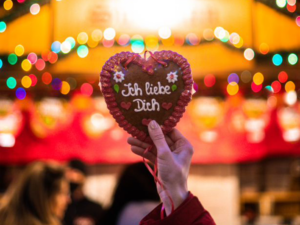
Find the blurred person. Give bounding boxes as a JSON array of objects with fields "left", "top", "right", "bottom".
[
  {"left": 128, "top": 120, "right": 216, "bottom": 224},
  {"left": 0, "top": 165, "right": 12, "bottom": 198},
  {"left": 63, "top": 159, "right": 103, "bottom": 225},
  {"left": 100, "top": 162, "right": 160, "bottom": 225},
  {"left": 0, "top": 162, "right": 70, "bottom": 225}
]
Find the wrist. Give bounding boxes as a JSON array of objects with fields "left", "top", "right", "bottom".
[{"left": 159, "top": 184, "right": 188, "bottom": 215}]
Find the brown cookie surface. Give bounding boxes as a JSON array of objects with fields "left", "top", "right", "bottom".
[{"left": 100, "top": 51, "right": 193, "bottom": 142}]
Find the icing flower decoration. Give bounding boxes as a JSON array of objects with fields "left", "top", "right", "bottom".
[
  {"left": 113, "top": 71, "right": 125, "bottom": 83},
  {"left": 166, "top": 71, "right": 178, "bottom": 83}
]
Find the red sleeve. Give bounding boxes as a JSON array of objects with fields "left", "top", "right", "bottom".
[{"left": 139, "top": 192, "right": 216, "bottom": 225}]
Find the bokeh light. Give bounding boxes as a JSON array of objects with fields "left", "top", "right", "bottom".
[
  {"left": 8, "top": 54, "right": 18, "bottom": 65},
  {"left": 61, "top": 41, "right": 72, "bottom": 54},
  {"left": 87, "top": 38, "right": 98, "bottom": 48},
  {"left": 227, "top": 82, "right": 239, "bottom": 95},
  {"left": 42, "top": 51, "right": 49, "bottom": 61},
  {"left": 42, "top": 72, "right": 52, "bottom": 85},
  {"left": 265, "top": 86, "right": 274, "bottom": 93},
  {"left": 51, "top": 41, "right": 61, "bottom": 53},
  {"left": 234, "top": 37, "right": 243, "bottom": 48},
  {"left": 35, "top": 59, "right": 46, "bottom": 71},
  {"left": 276, "top": 0, "right": 286, "bottom": 8},
  {"left": 6, "top": 77, "right": 17, "bottom": 89},
  {"left": 48, "top": 52, "right": 58, "bottom": 64},
  {"left": 158, "top": 27, "right": 171, "bottom": 39},
  {"left": 131, "top": 35, "right": 144, "bottom": 53},
  {"left": 118, "top": 34, "right": 131, "bottom": 46},
  {"left": 229, "top": 33, "right": 240, "bottom": 45},
  {"left": 61, "top": 81, "right": 71, "bottom": 95},
  {"left": 161, "top": 36, "right": 174, "bottom": 47},
  {"left": 77, "top": 45, "right": 89, "bottom": 58},
  {"left": 244, "top": 48, "right": 255, "bottom": 61},
  {"left": 253, "top": 72, "right": 264, "bottom": 85},
  {"left": 104, "top": 28, "right": 116, "bottom": 40},
  {"left": 81, "top": 83, "right": 93, "bottom": 96},
  {"left": 186, "top": 33, "right": 200, "bottom": 45},
  {"left": 272, "top": 54, "right": 283, "bottom": 66},
  {"left": 259, "top": 43, "right": 269, "bottom": 54},
  {"left": 17, "top": 0, "right": 25, "bottom": 3},
  {"left": 52, "top": 78, "right": 62, "bottom": 90},
  {"left": 15, "top": 45, "right": 24, "bottom": 56},
  {"left": 21, "top": 76, "right": 32, "bottom": 88},
  {"left": 0, "top": 22, "right": 6, "bottom": 33},
  {"left": 0, "top": 59, "right": 3, "bottom": 69},
  {"left": 27, "top": 53, "right": 38, "bottom": 64},
  {"left": 251, "top": 82, "right": 262, "bottom": 93},
  {"left": 29, "top": 74, "right": 37, "bottom": 87},
  {"left": 278, "top": 71, "right": 288, "bottom": 83},
  {"left": 296, "top": 16, "right": 300, "bottom": 27},
  {"left": 220, "top": 31, "right": 230, "bottom": 42},
  {"left": 21, "top": 59, "right": 32, "bottom": 71},
  {"left": 4, "top": 0, "right": 13, "bottom": 11},
  {"left": 241, "top": 71, "right": 252, "bottom": 83},
  {"left": 288, "top": 0, "right": 296, "bottom": 6},
  {"left": 271, "top": 81, "right": 282, "bottom": 93},
  {"left": 102, "top": 39, "right": 114, "bottom": 48},
  {"left": 288, "top": 53, "right": 298, "bottom": 65},
  {"left": 285, "top": 81, "right": 296, "bottom": 92},
  {"left": 66, "top": 77, "right": 77, "bottom": 90},
  {"left": 214, "top": 27, "right": 223, "bottom": 38},
  {"left": 203, "top": 29, "right": 214, "bottom": 41},
  {"left": 285, "top": 91, "right": 297, "bottom": 106},
  {"left": 204, "top": 74, "right": 216, "bottom": 87},
  {"left": 145, "top": 36, "right": 159, "bottom": 50},
  {"left": 66, "top": 37, "right": 76, "bottom": 49},
  {"left": 16, "top": 88, "right": 26, "bottom": 100},
  {"left": 30, "top": 3, "right": 40, "bottom": 15},
  {"left": 287, "top": 4, "right": 296, "bottom": 12},
  {"left": 174, "top": 36, "right": 185, "bottom": 46},
  {"left": 92, "top": 29, "right": 102, "bottom": 42},
  {"left": 77, "top": 32, "right": 88, "bottom": 45},
  {"left": 228, "top": 73, "right": 239, "bottom": 84}
]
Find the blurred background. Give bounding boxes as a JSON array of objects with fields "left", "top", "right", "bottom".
[{"left": 1, "top": 0, "right": 300, "bottom": 224}]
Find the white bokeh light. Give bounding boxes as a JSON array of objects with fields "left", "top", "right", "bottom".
[
  {"left": 158, "top": 27, "right": 172, "bottom": 39},
  {"left": 104, "top": 28, "right": 116, "bottom": 40},
  {"left": 285, "top": 91, "right": 297, "bottom": 106},
  {"left": 30, "top": 3, "right": 40, "bottom": 15},
  {"left": 61, "top": 41, "right": 71, "bottom": 54},
  {"left": 244, "top": 48, "right": 255, "bottom": 61},
  {"left": 0, "top": 133, "right": 15, "bottom": 147}
]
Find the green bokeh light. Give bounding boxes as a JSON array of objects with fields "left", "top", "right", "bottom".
[
  {"left": 288, "top": 53, "right": 298, "bottom": 65},
  {"left": 66, "top": 37, "right": 76, "bottom": 49},
  {"left": 8, "top": 54, "right": 18, "bottom": 65},
  {"left": 77, "top": 45, "right": 89, "bottom": 58},
  {"left": 7, "top": 77, "right": 17, "bottom": 89},
  {"left": 0, "top": 21, "right": 6, "bottom": 33}
]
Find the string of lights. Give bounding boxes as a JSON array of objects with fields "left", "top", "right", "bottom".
[{"left": 0, "top": 0, "right": 299, "bottom": 99}]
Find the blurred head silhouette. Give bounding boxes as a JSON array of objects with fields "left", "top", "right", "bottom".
[
  {"left": 101, "top": 162, "right": 160, "bottom": 225},
  {"left": 0, "top": 162, "right": 70, "bottom": 225}
]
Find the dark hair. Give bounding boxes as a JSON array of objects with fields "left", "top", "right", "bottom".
[
  {"left": 0, "top": 162, "right": 66, "bottom": 225},
  {"left": 68, "top": 159, "right": 87, "bottom": 175},
  {"left": 101, "top": 162, "right": 160, "bottom": 225}
]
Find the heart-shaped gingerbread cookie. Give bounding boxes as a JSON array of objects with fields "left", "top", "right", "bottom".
[{"left": 99, "top": 51, "right": 193, "bottom": 142}]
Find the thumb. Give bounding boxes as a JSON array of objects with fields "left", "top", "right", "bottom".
[{"left": 148, "top": 121, "right": 172, "bottom": 160}]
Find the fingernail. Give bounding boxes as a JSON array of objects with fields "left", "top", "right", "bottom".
[{"left": 149, "top": 120, "right": 158, "bottom": 130}]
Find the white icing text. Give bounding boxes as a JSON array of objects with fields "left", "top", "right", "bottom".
[{"left": 133, "top": 99, "right": 160, "bottom": 112}]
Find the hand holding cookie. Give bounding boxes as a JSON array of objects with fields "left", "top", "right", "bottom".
[{"left": 128, "top": 120, "right": 193, "bottom": 215}]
